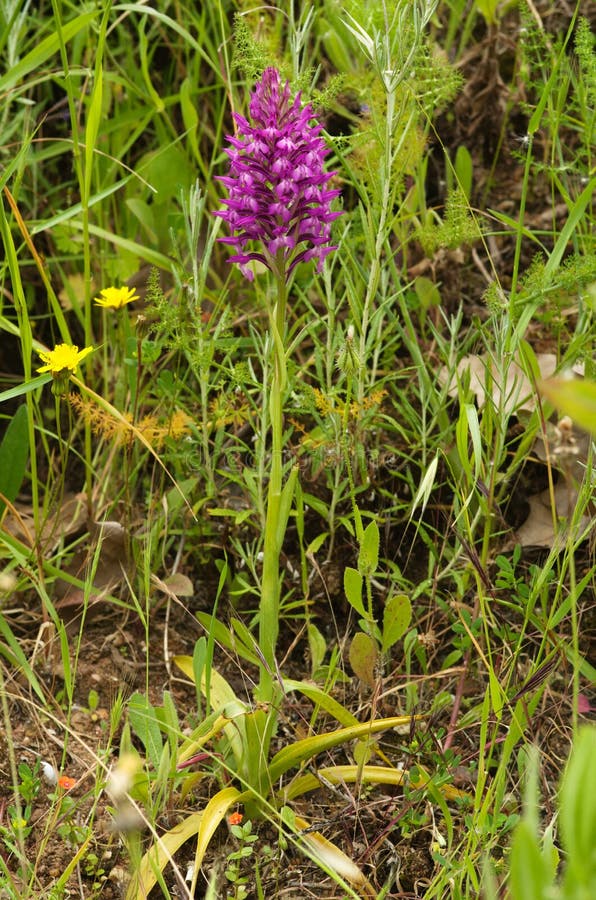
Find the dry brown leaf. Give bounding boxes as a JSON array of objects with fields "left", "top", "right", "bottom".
[
  {"left": 513, "top": 480, "right": 591, "bottom": 550},
  {"left": 440, "top": 352, "right": 584, "bottom": 415},
  {"left": 2, "top": 492, "right": 87, "bottom": 550},
  {"left": 55, "top": 520, "right": 131, "bottom": 610},
  {"left": 515, "top": 483, "right": 562, "bottom": 549},
  {"left": 532, "top": 417, "right": 592, "bottom": 483},
  {"left": 512, "top": 414, "right": 594, "bottom": 550},
  {"left": 151, "top": 572, "right": 194, "bottom": 598}
]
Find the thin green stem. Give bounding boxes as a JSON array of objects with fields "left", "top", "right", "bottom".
[
  {"left": 509, "top": 135, "right": 534, "bottom": 303},
  {"left": 356, "top": 94, "right": 393, "bottom": 406},
  {"left": 258, "top": 271, "right": 288, "bottom": 701}
]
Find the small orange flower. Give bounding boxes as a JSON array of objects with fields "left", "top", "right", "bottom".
[
  {"left": 58, "top": 774, "right": 76, "bottom": 790},
  {"left": 228, "top": 811, "right": 243, "bottom": 826}
]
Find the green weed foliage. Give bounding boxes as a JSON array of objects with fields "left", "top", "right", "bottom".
[{"left": 0, "top": 1, "right": 594, "bottom": 897}]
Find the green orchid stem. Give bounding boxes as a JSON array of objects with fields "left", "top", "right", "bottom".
[{"left": 258, "top": 270, "right": 288, "bottom": 703}]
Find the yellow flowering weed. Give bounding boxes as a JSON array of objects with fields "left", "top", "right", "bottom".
[
  {"left": 37, "top": 343, "right": 94, "bottom": 375},
  {"left": 94, "top": 285, "right": 140, "bottom": 309}
]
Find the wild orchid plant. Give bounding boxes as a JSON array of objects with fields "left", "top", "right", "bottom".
[
  {"left": 214, "top": 67, "right": 343, "bottom": 701},
  {"left": 125, "top": 69, "right": 440, "bottom": 899}
]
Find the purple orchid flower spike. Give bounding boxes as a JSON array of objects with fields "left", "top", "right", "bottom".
[{"left": 215, "top": 68, "right": 343, "bottom": 281}]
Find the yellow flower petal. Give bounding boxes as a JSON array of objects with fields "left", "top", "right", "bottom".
[
  {"left": 94, "top": 286, "right": 139, "bottom": 309},
  {"left": 36, "top": 343, "right": 94, "bottom": 375}
]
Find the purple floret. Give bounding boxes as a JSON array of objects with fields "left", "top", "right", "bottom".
[{"left": 215, "top": 68, "right": 343, "bottom": 281}]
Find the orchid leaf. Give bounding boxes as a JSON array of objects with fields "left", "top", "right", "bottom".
[
  {"left": 268, "top": 716, "right": 416, "bottom": 784},
  {"left": 126, "top": 811, "right": 204, "bottom": 900},
  {"left": 174, "top": 655, "right": 247, "bottom": 766}
]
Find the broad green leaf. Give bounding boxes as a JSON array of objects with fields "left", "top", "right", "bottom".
[
  {"left": 180, "top": 77, "right": 199, "bottom": 162},
  {"left": 230, "top": 617, "right": 259, "bottom": 657},
  {"left": 382, "top": 593, "right": 412, "bottom": 653},
  {"left": 84, "top": 60, "right": 104, "bottom": 201},
  {"left": 300, "top": 491, "right": 330, "bottom": 520},
  {"left": 540, "top": 378, "right": 596, "bottom": 437},
  {"left": 160, "top": 691, "right": 180, "bottom": 756},
  {"left": 353, "top": 737, "right": 372, "bottom": 767},
  {"left": 126, "top": 810, "right": 204, "bottom": 900},
  {"left": 0, "top": 404, "right": 29, "bottom": 516},
  {"left": 192, "top": 787, "right": 243, "bottom": 893},
  {"left": 454, "top": 145, "right": 473, "bottom": 201},
  {"left": 155, "top": 742, "right": 171, "bottom": 788},
  {"left": 456, "top": 402, "right": 482, "bottom": 480},
  {"left": 173, "top": 655, "right": 247, "bottom": 765},
  {"left": 242, "top": 707, "right": 277, "bottom": 797},
  {"left": 560, "top": 726, "right": 596, "bottom": 886},
  {"left": 306, "top": 531, "right": 329, "bottom": 556},
  {"left": 475, "top": 0, "right": 500, "bottom": 25},
  {"left": 276, "top": 463, "right": 299, "bottom": 551},
  {"left": 307, "top": 624, "right": 327, "bottom": 674},
  {"left": 174, "top": 654, "right": 246, "bottom": 712},
  {"left": 283, "top": 679, "right": 359, "bottom": 728},
  {"left": 344, "top": 566, "right": 366, "bottom": 617},
  {"left": 358, "top": 520, "right": 379, "bottom": 576},
  {"left": 192, "top": 636, "right": 207, "bottom": 718},
  {"left": 194, "top": 614, "right": 260, "bottom": 667},
  {"left": 125, "top": 198, "right": 157, "bottom": 242},
  {"left": 128, "top": 693, "right": 163, "bottom": 770},
  {"left": 456, "top": 402, "right": 473, "bottom": 479},
  {"left": 508, "top": 820, "right": 548, "bottom": 900},
  {"left": 349, "top": 632, "right": 378, "bottom": 688},
  {"left": 488, "top": 667, "right": 505, "bottom": 720},
  {"left": 414, "top": 275, "right": 441, "bottom": 310},
  {"left": 135, "top": 144, "right": 193, "bottom": 207}
]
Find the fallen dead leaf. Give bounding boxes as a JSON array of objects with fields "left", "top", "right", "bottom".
[
  {"left": 512, "top": 415, "right": 595, "bottom": 549},
  {"left": 152, "top": 572, "right": 194, "bottom": 597},
  {"left": 440, "top": 352, "right": 584, "bottom": 415},
  {"left": 1, "top": 492, "right": 87, "bottom": 551},
  {"left": 512, "top": 480, "right": 591, "bottom": 550},
  {"left": 55, "top": 520, "right": 132, "bottom": 611}
]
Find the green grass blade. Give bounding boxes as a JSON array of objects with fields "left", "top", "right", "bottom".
[
  {"left": 0, "top": 404, "right": 29, "bottom": 516},
  {"left": 0, "top": 12, "right": 98, "bottom": 93}
]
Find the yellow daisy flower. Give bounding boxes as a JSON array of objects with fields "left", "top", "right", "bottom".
[
  {"left": 37, "top": 343, "right": 94, "bottom": 375},
  {"left": 94, "top": 285, "right": 140, "bottom": 309}
]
